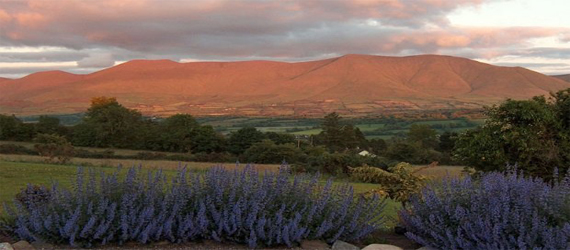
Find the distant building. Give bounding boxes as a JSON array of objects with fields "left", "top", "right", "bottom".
[{"left": 358, "top": 150, "right": 377, "bottom": 157}]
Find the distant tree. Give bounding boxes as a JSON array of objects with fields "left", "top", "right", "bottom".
[
  {"left": 0, "top": 114, "right": 34, "bottom": 141},
  {"left": 159, "top": 114, "right": 200, "bottom": 152},
  {"left": 72, "top": 97, "right": 144, "bottom": 148},
  {"left": 35, "top": 115, "right": 67, "bottom": 136},
  {"left": 367, "top": 138, "right": 387, "bottom": 154},
  {"left": 385, "top": 141, "right": 439, "bottom": 164},
  {"left": 385, "top": 142, "right": 421, "bottom": 163},
  {"left": 319, "top": 112, "right": 366, "bottom": 151},
  {"left": 34, "top": 133, "right": 74, "bottom": 164},
  {"left": 0, "top": 114, "right": 21, "bottom": 140},
  {"left": 228, "top": 127, "right": 265, "bottom": 155},
  {"left": 191, "top": 125, "right": 226, "bottom": 153},
  {"left": 438, "top": 131, "right": 458, "bottom": 165},
  {"left": 265, "top": 132, "right": 296, "bottom": 145},
  {"left": 242, "top": 140, "right": 302, "bottom": 164},
  {"left": 438, "top": 131, "right": 458, "bottom": 152},
  {"left": 407, "top": 124, "right": 438, "bottom": 149},
  {"left": 454, "top": 91, "right": 570, "bottom": 178},
  {"left": 321, "top": 112, "right": 343, "bottom": 151}
]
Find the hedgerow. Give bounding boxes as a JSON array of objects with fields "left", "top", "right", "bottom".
[
  {"left": 2, "top": 165, "right": 386, "bottom": 248},
  {"left": 400, "top": 168, "right": 570, "bottom": 249}
]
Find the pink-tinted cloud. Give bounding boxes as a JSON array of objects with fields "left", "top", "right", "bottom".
[{"left": 0, "top": 0, "right": 569, "bottom": 77}]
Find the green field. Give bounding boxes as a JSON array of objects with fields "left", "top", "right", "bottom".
[
  {"left": 17, "top": 114, "right": 483, "bottom": 141},
  {"left": 199, "top": 117, "right": 482, "bottom": 139},
  {"left": 0, "top": 157, "right": 463, "bottom": 227}
]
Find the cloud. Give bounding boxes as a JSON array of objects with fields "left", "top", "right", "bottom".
[
  {"left": 76, "top": 53, "right": 115, "bottom": 68},
  {"left": 0, "top": 0, "right": 569, "bottom": 77}
]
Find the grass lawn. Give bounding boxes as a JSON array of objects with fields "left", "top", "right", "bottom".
[
  {"left": 0, "top": 160, "right": 406, "bottom": 225},
  {"left": 0, "top": 156, "right": 463, "bottom": 228}
]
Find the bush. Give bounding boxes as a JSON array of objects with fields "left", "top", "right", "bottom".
[
  {"left": 400, "top": 168, "right": 570, "bottom": 249},
  {"left": 350, "top": 162, "right": 432, "bottom": 204},
  {"left": 15, "top": 185, "right": 51, "bottom": 210},
  {"left": 134, "top": 151, "right": 167, "bottom": 160},
  {"left": 3, "top": 165, "right": 386, "bottom": 248},
  {"left": 74, "top": 149, "right": 115, "bottom": 159},
  {"left": 0, "top": 144, "right": 37, "bottom": 155},
  {"left": 293, "top": 151, "right": 390, "bottom": 175},
  {"left": 453, "top": 91, "right": 570, "bottom": 179},
  {"left": 189, "top": 152, "right": 235, "bottom": 162},
  {"left": 33, "top": 133, "right": 75, "bottom": 164},
  {"left": 242, "top": 140, "right": 303, "bottom": 164}
]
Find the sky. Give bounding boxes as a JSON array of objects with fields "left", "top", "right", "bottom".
[{"left": 0, "top": 0, "right": 569, "bottom": 78}]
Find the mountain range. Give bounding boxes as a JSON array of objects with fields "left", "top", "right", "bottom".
[{"left": 0, "top": 54, "right": 569, "bottom": 117}]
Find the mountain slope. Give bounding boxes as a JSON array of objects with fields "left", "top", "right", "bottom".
[
  {"left": 553, "top": 74, "right": 570, "bottom": 82},
  {"left": 0, "top": 54, "right": 568, "bottom": 116}
]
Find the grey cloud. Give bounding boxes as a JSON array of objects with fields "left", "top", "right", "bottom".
[{"left": 76, "top": 53, "right": 115, "bottom": 68}]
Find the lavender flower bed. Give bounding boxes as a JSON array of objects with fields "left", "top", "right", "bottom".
[
  {"left": 400, "top": 169, "right": 570, "bottom": 249},
  {"left": 2, "top": 165, "right": 386, "bottom": 248}
]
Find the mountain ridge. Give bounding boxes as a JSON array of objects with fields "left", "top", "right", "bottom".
[
  {"left": 553, "top": 74, "right": 570, "bottom": 82},
  {"left": 0, "top": 54, "right": 568, "bottom": 117}
]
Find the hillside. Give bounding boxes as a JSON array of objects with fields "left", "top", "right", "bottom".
[
  {"left": 0, "top": 54, "right": 568, "bottom": 117},
  {"left": 553, "top": 74, "right": 570, "bottom": 82}
]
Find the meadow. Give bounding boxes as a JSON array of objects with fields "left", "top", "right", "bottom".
[{"left": 0, "top": 154, "right": 463, "bottom": 227}]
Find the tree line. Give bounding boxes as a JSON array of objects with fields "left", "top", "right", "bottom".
[
  {"left": 4, "top": 88, "right": 568, "bottom": 178},
  {"left": 0, "top": 97, "right": 456, "bottom": 173}
]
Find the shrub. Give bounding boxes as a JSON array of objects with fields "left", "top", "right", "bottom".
[
  {"left": 0, "top": 144, "right": 37, "bottom": 155},
  {"left": 453, "top": 91, "right": 570, "bottom": 179},
  {"left": 242, "top": 140, "right": 303, "bottom": 164},
  {"left": 349, "top": 162, "right": 432, "bottom": 204},
  {"left": 188, "top": 152, "right": 235, "bottom": 162},
  {"left": 2, "top": 165, "right": 386, "bottom": 248},
  {"left": 74, "top": 149, "right": 115, "bottom": 159},
  {"left": 134, "top": 151, "right": 167, "bottom": 160},
  {"left": 400, "top": 168, "right": 570, "bottom": 249},
  {"left": 33, "top": 133, "right": 75, "bottom": 164},
  {"left": 15, "top": 185, "right": 51, "bottom": 210}
]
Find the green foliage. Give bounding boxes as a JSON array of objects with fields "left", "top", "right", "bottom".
[
  {"left": 0, "top": 114, "right": 34, "bottom": 141},
  {"left": 0, "top": 143, "right": 37, "bottom": 155},
  {"left": 454, "top": 90, "right": 570, "bottom": 178},
  {"left": 365, "top": 138, "right": 387, "bottom": 154},
  {"left": 407, "top": 124, "right": 438, "bottom": 149},
  {"left": 293, "top": 150, "right": 389, "bottom": 175},
  {"left": 228, "top": 127, "right": 265, "bottom": 155},
  {"left": 159, "top": 114, "right": 199, "bottom": 152},
  {"left": 33, "top": 133, "right": 75, "bottom": 164},
  {"left": 35, "top": 115, "right": 65, "bottom": 135},
  {"left": 264, "top": 131, "right": 296, "bottom": 145},
  {"left": 318, "top": 112, "right": 368, "bottom": 152},
  {"left": 191, "top": 125, "right": 226, "bottom": 153},
  {"left": 350, "top": 162, "right": 431, "bottom": 204},
  {"left": 321, "top": 112, "right": 343, "bottom": 151},
  {"left": 72, "top": 97, "right": 145, "bottom": 148},
  {"left": 242, "top": 139, "right": 302, "bottom": 164}
]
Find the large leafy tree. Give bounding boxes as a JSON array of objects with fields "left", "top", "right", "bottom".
[
  {"left": 242, "top": 139, "right": 302, "bottom": 164},
  {"left": 73, "top": 97, "right": 144, "bottom": 148},
  {"left": 228, "top": 127, "right": 265, "bottom": 155},
  {"left": 159, "top": 114, "right": 199, "bottom": 152},
  {"left": 191, "top": 125, "right": 226, "bottom": 153},
  {"left": 407, "top": 124, "right": 438, "bottom": 150},
  {"left": 0, "top": 114, "right": 21, "bottom": 140},
  {"left": 0, "top": 114, "right": 34, "bottom": 141},
  {"left": 321, "top": 112, "right": 343, "bottom": 151},
  {"left": 319, "top": 112, "right": 366, "bottom": 152},
  {"left": 454, "top": 90, "right": 570, "bottom": 178},
  {"left": 36, "top": 115, "right": 67, "bottom": 136}
]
